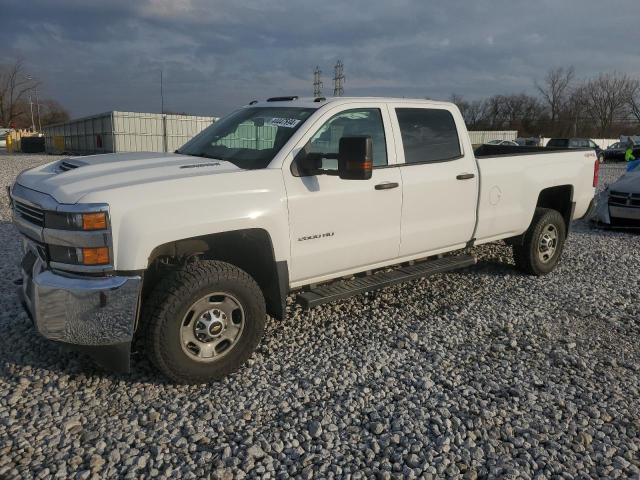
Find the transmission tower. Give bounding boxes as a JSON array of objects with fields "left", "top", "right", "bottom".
[
  {"left": 333, "top": 60, "right": 345, "bottom": 97},
  {"left": 313, "top": 66, "right": 323, "bottom": 97}
]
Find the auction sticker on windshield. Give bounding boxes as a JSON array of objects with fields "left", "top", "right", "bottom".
[{"left": 269, "top": 118, "right": 301, "bottom": 128}]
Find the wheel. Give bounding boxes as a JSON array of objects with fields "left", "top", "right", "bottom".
[
  {"left": 512, "top": 208, "right": 566, "bottom": 276},
  {"left": 142, "top": 260, "right": 266, "bottom": 383}
]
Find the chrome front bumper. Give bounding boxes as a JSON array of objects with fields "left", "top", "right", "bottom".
[{"left": 20, "top": 243, "right": 142, "bottom": 372}]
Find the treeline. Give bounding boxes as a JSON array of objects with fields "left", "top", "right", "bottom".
[
  {"left": 451, "top": 67, "right": 640, "bottom": 138},
  {"left": 0, "top": 58, "right": 70, "bottom": 130}
]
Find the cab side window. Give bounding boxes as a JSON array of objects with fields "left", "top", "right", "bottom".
[
  {"left": 307, "top": 108, "right": 388, "bottom": 169},
  {"left": 395, "top": 108, "right": 461, "bottom": 164}
]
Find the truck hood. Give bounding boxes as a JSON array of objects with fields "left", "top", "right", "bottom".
[
  {"left": 16, "top": 152, "right": 245, "bottom": 204},
  {"left": 609, "top": 170, "right": 640, "bottom": 194}
]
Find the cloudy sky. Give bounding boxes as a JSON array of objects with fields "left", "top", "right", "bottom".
[{"left": 3, "top": 0, "right": 640, "bottom": 118}]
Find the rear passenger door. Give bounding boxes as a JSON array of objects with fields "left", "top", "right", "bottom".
[{"left": 390, "top": 104, "right": 479, "bottom": 257}]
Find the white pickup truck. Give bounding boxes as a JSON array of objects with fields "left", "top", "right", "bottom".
[{"left": 10, "top": 96, "right": 598, "bottom": 383}]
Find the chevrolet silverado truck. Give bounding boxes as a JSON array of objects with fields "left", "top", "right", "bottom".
[{"left": 9, "top": 96, "right": 598, "bottom": 383}]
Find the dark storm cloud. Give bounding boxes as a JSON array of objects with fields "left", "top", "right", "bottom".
[{"left": 2, "top": 0, "right": 639, "bottom": 117}]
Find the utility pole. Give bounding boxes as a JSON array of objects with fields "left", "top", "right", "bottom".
[
  {"left": 25, "top": 74, "right": 41, "bottom": 131},
  {"left": 35, "top": 86, "right": 42, "bottom": 131},
  {"left": 28, "top": 95, "right": 35, "bottom": 131},
  {"left": 313, "top": 66, "right": 323, "bottom": 97},
  {"left": 333, "top": 60, "right": 345, "bottom": 97}
]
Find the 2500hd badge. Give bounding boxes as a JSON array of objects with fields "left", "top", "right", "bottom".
[{"left": 298, "top": 232, "right": 335, "bottom": 241}]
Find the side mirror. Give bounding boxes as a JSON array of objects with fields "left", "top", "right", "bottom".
[
  {"left": 293, "top": 151, "right": 323, "bottom": 176},
  {"left": 338, "top": 136, "right": 373, "bottom": 180}
]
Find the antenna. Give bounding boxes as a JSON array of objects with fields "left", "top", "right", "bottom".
[
  {"left": 160, "top": 70, "right": 164, "bottom": 114},
  {"left": 333, "top": 60, "right": 345, "bottom": 97},
  {"left": 313, "top": 66, "right": 323, "bottom": 97}
]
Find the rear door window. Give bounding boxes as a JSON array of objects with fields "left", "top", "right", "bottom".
[
  {"left": 547, "top": 139, "right": 569, "bottom": 148},
  {"left": 569, "top": 139, "right": 589, "bottom": 148},
  {"left": 395, "top": 108, "right": 461, "bottom": 164}
]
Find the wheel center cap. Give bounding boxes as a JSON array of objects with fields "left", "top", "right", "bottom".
[
  {"left": 540, "top": 235, "right": 553, "bottom": 251},
  {"left": 209, "top": 320, "right": 224, "bottom": 336}
]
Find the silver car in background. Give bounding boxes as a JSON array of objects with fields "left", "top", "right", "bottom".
[
  {"left": 593, "top": 165, "right": 640, "bottom": 228},
  {"left": 0, "top": 128, "right": 10, "bottom": 148}
]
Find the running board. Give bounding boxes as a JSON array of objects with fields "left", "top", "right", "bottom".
[{"left": 296, "top": 254, "right": 477, "bottom": 309}]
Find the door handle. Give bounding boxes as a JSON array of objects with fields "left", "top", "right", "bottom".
[
  {"left": 456, "top": 173, "right": 475, "bottom": 180},
  {"left": 375, "top": 182, "right": 399, "bottom": 190}
]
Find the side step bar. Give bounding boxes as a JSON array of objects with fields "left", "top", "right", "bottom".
[{"left": 296, "top": 254, "right": 477, "bottom": 309}]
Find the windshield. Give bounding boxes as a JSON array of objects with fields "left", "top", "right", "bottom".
[{"left": 177, "top": 107, "right": 315, "bottom": 169}]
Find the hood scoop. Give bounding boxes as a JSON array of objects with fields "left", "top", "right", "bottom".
[{"left": 57, "top": 160, "right": 85, "bottom": 172}]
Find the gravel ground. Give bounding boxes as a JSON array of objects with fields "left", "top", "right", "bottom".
[{"left": 0, "top": 152, "right": 638, "bottom": 479}]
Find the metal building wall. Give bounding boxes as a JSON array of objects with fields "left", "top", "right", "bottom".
[
  {"left": 468, "top": 130, "right": 518, "bottom": 145},
  {"left": 43, "top": 111, "right": 216, "bottom": 155},
  {"left": 44, "top": 113, "right": 114, "bottom": 154},
  {"left": 165, "top": 114, "right": 219, "bottom": 152}
]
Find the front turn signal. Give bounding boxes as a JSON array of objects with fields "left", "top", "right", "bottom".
[{"left": 81, "top": 247, "right": 110, "bottom": 265}]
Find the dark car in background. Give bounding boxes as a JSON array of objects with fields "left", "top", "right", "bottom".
[
  {"left": 546, "top": 138, "right": 602, "bottom": 162},
  {"left": 602, "top": 141, "right": 640, "bottom": 163}
]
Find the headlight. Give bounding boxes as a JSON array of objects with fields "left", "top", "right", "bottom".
[{"left": 45, "top": 211, "right": 108, "bottom": 231}]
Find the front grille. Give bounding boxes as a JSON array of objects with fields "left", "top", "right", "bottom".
[
  {"left": 608, "top": 191, "right": 640, "bottom": 208},
  {"left": 14, "top": 200, "right": 45, "bottom": 227},
  {"left": 58, "top": 161, "right": 81, "bottom": 172}
]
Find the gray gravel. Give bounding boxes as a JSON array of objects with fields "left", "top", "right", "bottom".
[{"left": 1, "top": 152, "right": 638, "bottom": 479}]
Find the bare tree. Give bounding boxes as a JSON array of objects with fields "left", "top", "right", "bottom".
[
  {"left": 0, "top": 58, "right": 39, "bottom": 127},
  {"left": 564, "top": 85, "right": 590, "bottom": 137},
  {"left": 582, "top": 72, "right": 637, "bottom": 136},
  {"left": 39, "top": 99, "right": 70, "bottom": 126},
  {"left": 452, "top": 68, "right": 640, "bottom": 138},
  {"left": 450, "top": 93, "right": 468, "bottom": 117},
  {"left": 629, "top": 80, "right": 640, "bottom": 124},
  {"left": 464, "top": 100, "right": 488, "bottom": 130},
  {"left": 450, "top": 94, "right": 486, "bottom": 129},
  {"left": 483, "top": 95, "right": 506, "bottom": 129},
  {"left": 536, "top": 67, "right": 574, "bottom": 125}
]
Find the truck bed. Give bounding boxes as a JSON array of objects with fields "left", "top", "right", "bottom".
[
  {"left": 472, "top": 146, "right": 597, "bottom": 244},
  {"left": 474, "top": 144, "right": 594, "bottom": 158}
]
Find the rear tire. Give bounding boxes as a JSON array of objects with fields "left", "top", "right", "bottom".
[
  {"left": 142, "top": 260, "right": 266, "bottom": 384},
  {"left": 512, "top": 208, "right": 566, "bottom": 276}
]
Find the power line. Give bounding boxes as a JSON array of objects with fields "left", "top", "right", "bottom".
[
  {"left": 313, "top": 66, "right": 323, "bottom": 97},
  {"left": 333, "top": 60, "right": 344, "bottom": 97}
]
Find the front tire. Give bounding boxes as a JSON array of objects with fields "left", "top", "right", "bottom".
[
  {"left": 512, "top": 208, "right": 566, "bottom": 276},
  {"left": 142, "top": 260, "right": 266, "bottom": 383}
]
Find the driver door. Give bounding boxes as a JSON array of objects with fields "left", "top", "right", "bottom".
[{"left": 283, "top": 104, "right": 402, "bottom": 285}]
